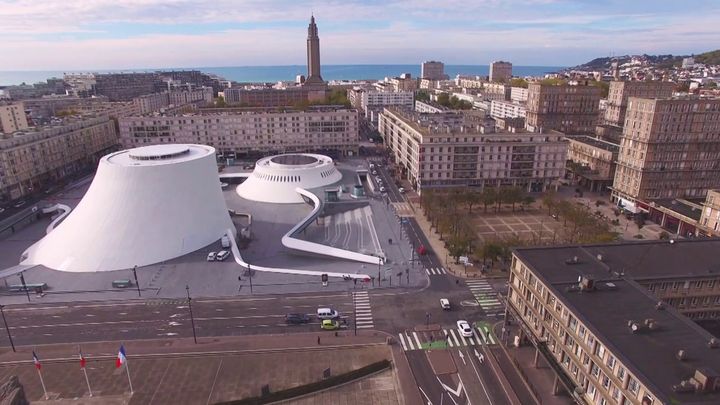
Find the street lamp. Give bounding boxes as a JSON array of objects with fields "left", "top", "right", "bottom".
[
  {"left": 19, "top": 273, "right": 30, "bottom": 303},
  {"left": 0, "top": 305, "right": 15, "bottom": 352},
  {"left": 132, "top": 265, "right": 141, "bottom": 297},
  {"left": 248, "top": 264, "right": 253, "bottom": 294},
  {"left": 185, "top": 285, "right": 198, "bottom": 344},
  {"left": 425, "top": 312, "right": 430, "bottom": 327}
]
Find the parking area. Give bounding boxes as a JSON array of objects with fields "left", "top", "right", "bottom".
[{"left": 471, "top": 210, "right": 565, "bottom": 244}]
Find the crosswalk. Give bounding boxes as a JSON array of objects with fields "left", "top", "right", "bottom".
[
  {"left": 353, "top": 290, "right": 374, "bottom": 329},
  {"left": 425, "top": 267, "right": 447, "bottom": 276},
  {"left": 397, "top": 325, "right": 497, "bottom": 351},
  {"left": 467, "top": 279, "right": 504, "bottom": 317}
]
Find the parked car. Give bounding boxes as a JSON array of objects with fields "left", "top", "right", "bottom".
[
  {"left": 285, "top": 313, "right": 311, "bottom": 324},
  {"left": 206, "top": 252, "right": 217, "bottom": 261},
  {"left": 321, "top": 319, "right": 340, "bottom": 330},
  {"left": 13, "top": 201, "right": 26, "bottom": 208},
  {"left": 380, "top": 187, "right": 386, "bottom": 192},
  {"left": 216, "top": 250, "right": 230, "bottom": 261},
  {"left": 440, "top": 298, "right": 451, "bottom": 310},
  {"left": 221, "top": 235, "right": 231, "bottom": 248},
  {"left": 457, "top": 320, "right": 473, "bottom": 337},
  {"left": 0, "top": 207, "right": 4, "bottom": 214},
  {"left": 398, "top": 187, "right": 405, "bottom": 193}
]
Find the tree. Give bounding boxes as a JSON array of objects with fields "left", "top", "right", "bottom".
[
  {"left": 437, "top": 93, "right": 450, "bottom": 105},
  {"left": 521, "top": 196, "right": 535, "bottom": 211},
  {"left": 213, "top": 96, "right": 227, "bottom": 108},
  {"left": 464, "top": 190, "right": 480, "bottom": 214},
  {"left": 509, "top": 78, "right": 528, "bottom": 88},
  {"left": 542, "top": 190, "right": 558, "bottom": 215},
  {"left": 481, "top": 188, "right": 496, "bottom": 213},
  {"left": 504, "top": 187, "right": 524, "bottom": 212},
  {"left": 590, "top": 80, "right": 610, "bottom": 98},
  {"left": 416, "top": 90, "right": 430, "bottom": 102}
]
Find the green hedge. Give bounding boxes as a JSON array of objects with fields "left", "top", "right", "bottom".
[{"left": 215, "top": 359, "right": 391, "bottom": 405}]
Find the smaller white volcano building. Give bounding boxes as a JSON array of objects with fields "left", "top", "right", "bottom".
[
  {"left": 22, "top": 144, "right": 236, "bottom": 272},
  {"left": 236, "top": 154, "right": 341, "bottom": 203}
]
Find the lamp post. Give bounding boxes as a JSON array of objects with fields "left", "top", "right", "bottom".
[
  {"left": 425, "top": 312, "right": 430, "bottom": 327},
  {"left": 0, "top": 305, "right": 15, "bottom": 352},
  {"left": 248, "top": 264, "right": 253, "bottom": 294},
  {"left": 185, "top": 285, "right": 197, "bottom": 344},
  {"left": 19, "top": 273, "right": 30, "bottom": 303},
  {"left": 132, "top": 266, "right": 141, "bottom": 297}
]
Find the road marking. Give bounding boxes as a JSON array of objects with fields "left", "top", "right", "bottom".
[
  {"left": 475, "top": 327, "right": 487, "bottom": 344},
  {"left": 405, "top": 333, "right": 415, "bottom": 350},
  {"left": 468, "top": 337, "right": 475, "bottom": 345},
  {"left": 398, "top": 333, "right": 408, "bottom": 350},
  {"left": 449, "top": 329, "right": 460, "bottom": 347},
  {"left": 355, "top": 320, "right": 374, "bottom": 324},
  {"left": 357, "top": 324, "right": 374, "bottom": 329},
  {"left": 459, "top": 333, "right": 468, "bottom": 346},
  {"left": 443, "top": 330, "right": 454, "bottom": 347},
  {"left": 440, "top": 268, "right": 447, "bottom": 274},
  {"left": 413, "top": 332, "right": 422, "bottom": 349},
  {"left": 425, "top": 268, "right": 431, "bottom": 275}
]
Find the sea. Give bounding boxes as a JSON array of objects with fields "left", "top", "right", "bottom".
[{"left": 0, "top": 65, "right": 564, "bottom": 86}]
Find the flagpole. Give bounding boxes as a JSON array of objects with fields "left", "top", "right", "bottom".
[
  {"left": 79, "top": 346, "right": 93, "bottom": 397},
  {"left": 125, "top": 358, "right": 134, "bottom": 394},
  {"left": 37, "top": 368, "right": 49, "bottom": 400}
]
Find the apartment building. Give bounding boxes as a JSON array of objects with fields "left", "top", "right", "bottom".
[
  {"left": 612, "top": 97, "right": 720, "bottom": 209},
  {"left": 118, "top": 106, "right": 359, "bottom": 157},
  {"left": 378, "top": 107, "right": 566, "bottom": 193},
  {"left": 93, "top": 73, "right": 163, "bottom": 101},
  {"left": 346, "top": 88, "right": 413, "bottom": 123},
  {"left": 415, "top": 100, "right": 449, "bottom": 113},
  {"left": 133, "top": 87, "right": 214, "bottom": 114},
  {"left": 511, "top": 87, "right": 529, "bottom": 102},
  {"left": 565, "top": 136, "right": 619, "bottom": 192},
  {"left": 604, "top": 81, "right": 675, "bottom": 127},
  {"left": 0, "top": 103, "right": 29, "bottom": 134},
  {"left": 489, "top": 61, "right": 512, "bottom": 83},
  {"left": 421, "top": 61, "right": 448, "bottom": 80},
  {"left": 0, "top": 116, "right": 118, "bottom": 202},
  {"left": 698, "top": 190, "right": 720, "bottom": 236},
  {"left": 388, "top": 74, "right": 418, "bottom": 92},
  {"left": 490, "top": 100, "right": 527, "bottom": 119},
  {"left": 508, "top": 240, "right": 720, "bottom": 405},
  {"left": 222, "top": 87, "right": 327, "bottom": 107},
  {"left": 526, "top": 83, "right": 601, "bottom": 134}
]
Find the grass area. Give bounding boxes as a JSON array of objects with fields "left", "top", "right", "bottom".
[{"left": 421, "top": 340, "right": 449, "bottom": 350}]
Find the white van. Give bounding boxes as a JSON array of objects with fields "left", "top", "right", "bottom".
[
  {"left": 216, "top": 250, "right": 230, "bottom": 261},
  {"left": 316, "top": 308, "right": 339, "bottom": 320},
  {"left": 221, "top": 235, "right": 231, "bottom": 248}
]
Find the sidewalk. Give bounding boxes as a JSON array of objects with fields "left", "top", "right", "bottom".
[
  {"left": 493, "top": 322, "right": 574, "bottom": 405},
  {"left": 0, "top": 333, "right": 402, "bottom": 405}
]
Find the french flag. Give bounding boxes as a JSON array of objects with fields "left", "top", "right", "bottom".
[
  {"left": 32, "top": 351, "right": 41, "bottom": 370},
  {"left": 115, "top": 345, "right": 127, "bottom": 368}
]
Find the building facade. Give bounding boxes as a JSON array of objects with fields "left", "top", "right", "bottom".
[
  {"left": 612, "top": 97, "right": 720, "bottom": 208},
  {"left": 508, "top": 240, "right": 720, "bottom": 405},
  {"left": 421, "top": 61, "right": 447, "bottom": 80},
  {"left": 0, "top": 103, "right": 29, "bottom": 134},
  {"left": 490, "top": 100, "right": 527, "bottom": 119},
  {"left": 604, "top": 81, "right": 675, "bottom": 128},
  {"left": 565, "top": 136, "right": 619, "bottom": 192},
  {"left": 489, "top": 61, "right": 513, "bottom": 83},
  {"left": 93, "top": 73, "right": 162, "bottom": 101},
  {"left": 0, "top": 116, "right": 118, "bottom": 202},
  {"left": 378, "top": 108, "right": 567, "bottom": 193},
  {"left": 118, "top": 107, "right": 359, "bottom": 157},
  {"left": 415, "top": 100, "right": 449, "bottom": 113},
  {"left": 511, "top": 87, "right": 529, "bottom": 102},
  {"left": 526, "top": 83, "right": 601, "bottom": 134},
  {"left": 346, "top": 88, "right": 414, "bottom": 123},
  {"left": 698, "top": 190, "right": 720, "bottom": 236}
]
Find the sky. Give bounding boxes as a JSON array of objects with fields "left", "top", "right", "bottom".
[{"left": 1, "top": 0, "right": 719, "bottom": 70}]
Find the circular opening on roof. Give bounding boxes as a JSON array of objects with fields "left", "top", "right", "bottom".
[
  {"left": 270, "top": 154, "right": 318, "bottom": 166},
  {"left": 129, "top": 145, "right": 190, "bottom": 161}
]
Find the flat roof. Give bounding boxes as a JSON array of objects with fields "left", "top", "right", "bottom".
[
  {"left": 566, "top": 135, "right": 619, "bottom": 152},
  {"left": 652, "top": 199, "right": 703, "bottom": 221},
  {"left": 515, "top": 239, "right": 720, "bottom": 404}
]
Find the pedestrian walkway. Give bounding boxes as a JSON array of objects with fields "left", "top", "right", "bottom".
[
  {"left": 466, "top": 279, "right": 504, "bottom": 317},
  {"left": 424, "top": 267, "right": 447, "bottom": 276},
  {"left": 353, "top": 290, "right": 374, "bottom": 329},
  {"left": 397, "top": 325, "right": 496, "bottom": 352}
]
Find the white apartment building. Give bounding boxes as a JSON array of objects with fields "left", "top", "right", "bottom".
[
  {"left": 0, "top": 103, "right": 29, "bottom": 135},
  {"left": 134, "top": 87, "right": 214, "bottom": 114},
  {"left": 510, "top": 87, "right": 529, "bottom": 102},
  {"left": 0, "top": 115, "right": 118, "bottom": 201},
  {"left": 119, "top": 107, "right": 359, "bottom": 157},
  {"left": 347, "top": 87, "right": 414, "bottom": 123},
  {"left": 378, "top": 108, "right": 567, "bottom": 193},
  {"left": 415, "top": 100, "right": 449, "bottom": 113},
  {"left": 490, "top": 100, "right": 527, "bottom": 119}
]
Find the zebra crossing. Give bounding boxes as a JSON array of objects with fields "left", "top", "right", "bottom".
[
  {"left": 467, "top": 279, "right": 504, "bottom": 317},
  {"left": 425, "top": 267, "right": 447, "bottom": 276},
  {"left": 353, "top": 290, "right": 374, "bottom": 329},
  {"left": 397, "top": 325, "right": 496, "bottom": 351}
]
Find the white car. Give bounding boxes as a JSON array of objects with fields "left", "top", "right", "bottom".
[
  {"left": 216, "top": 250, "right": 230, "bottom": 261},
  {"left": 372, "top": 170, "right": 377, "bottom": 175},
  {"left": 457, "top": 320, "right": 473, "bottom": 337},
  {"left": 379, "top": 187, "right": 386, "bottom": 192},
  {"left": 206, "top": 252, "right": 217, "bottom": 261},
  {"left": 398, "top": 187, "right": 405, "bottom": 193},
  {"left": 440, "top": 298, "right": 450, "bottom": 310}
]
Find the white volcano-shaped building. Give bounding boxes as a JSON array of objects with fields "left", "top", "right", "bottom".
[
  {"left": 22, "top": 144, "right": 235, "bottom": 272},
  {"left": 236, "top": 153, "right": 341, "bottom": 204}
]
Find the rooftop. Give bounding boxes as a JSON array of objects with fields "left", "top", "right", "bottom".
[
  {"left": 515, "top": 239, "right": 720, "bottom": 404},
  {"left": 566, "top": 135, "right": 619, "bottom": 153},
  {"left": 652, "top": 199, "right": 704, "bottom": 222}
]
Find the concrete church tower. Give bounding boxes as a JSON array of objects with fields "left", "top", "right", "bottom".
[{"left": 304, "top": 15, "right": 325, "bottom": 88}]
